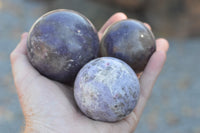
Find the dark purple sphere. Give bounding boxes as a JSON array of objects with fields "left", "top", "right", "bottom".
[
  {"left": 27, "top": 9, "right": 99, "bottom": 84},
  {"left": 74, "top": 57, "right": 140, "bottom": 122},
  {"left": 100, "top": 19, "right": 156, "bottom": 73}
]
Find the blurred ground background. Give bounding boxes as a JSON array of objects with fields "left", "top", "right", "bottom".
[{"left": 0, "top": 0, "right": 200, "bottom": 132}]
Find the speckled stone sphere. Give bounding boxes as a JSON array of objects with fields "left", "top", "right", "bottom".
[
  {"left": 27, "top": 9, "right": 99, "bottom": 84},
  {"left": 100, "top": 19, "right": 156, "bottom": 73},
  {"left": 74, "top": 57, "right": 140, "bottom": 122}
]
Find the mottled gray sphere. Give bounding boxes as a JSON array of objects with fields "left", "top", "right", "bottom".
[
  {"left": 27, "top": 9, "right": 99, "bottom": 84},
  {"left": 74, "top": 57, "right": 140, "bottom": 122},
  {"left": 100, "top": 19, "right": 156, "bottom": 73}
]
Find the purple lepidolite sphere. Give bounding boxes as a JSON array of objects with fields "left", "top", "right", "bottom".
[
  {"left": 100, "top": 19, "right": 156, "bottom": 73},
  {"left": 74, "top": 57, "right": 140, "bottom": 122},
  {"left": 27, "top": 9, "right": 99, "bottom": 84}
]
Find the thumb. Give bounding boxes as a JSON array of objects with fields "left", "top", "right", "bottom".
[{"left": 10, "top": 33, "right": 40, "bottom": 100}]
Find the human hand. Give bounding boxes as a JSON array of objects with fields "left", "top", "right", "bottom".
[{"left": 10, "top": 12, "right": 169, "bottom": 133}]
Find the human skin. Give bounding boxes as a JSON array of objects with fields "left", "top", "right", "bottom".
[{"left": 10, "top": 12, "right": 169, "bottom": 133}]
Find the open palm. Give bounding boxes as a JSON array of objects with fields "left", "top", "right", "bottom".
[{"left": 11, "top": 13, "right": 169, "bottom": 133}]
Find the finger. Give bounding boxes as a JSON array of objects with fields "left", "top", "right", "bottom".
[
  {"left": 10, "top": 33, "right": 39, "bottom": 92},
  {"left": 98, "top": 12, "right": 127, "bottom": 39},
  {"left": 136, "top": 38, "right": 168, "bottom": 79},
  {"left": 143, "top": 23, "right": 151, "bottom": 31},
  {"left": 14, "top": 32, "right": 29, "bottom": 55},
  {"left": 156, "top": 38, "right": 169, "bottom": 52},
  {"left": 99, "top": 12, "right": 127, "bottom": 33},
  {"left": 134, "top": 39, "right": 169, "bottom": 118}
]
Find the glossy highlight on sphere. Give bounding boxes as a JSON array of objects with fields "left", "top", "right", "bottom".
[
  {"left": 27, "top": 9, "right": 99, "bottom": 84},
  {"left": 74, "top": 57, "right": 140, "bottom": 122},
  {"left": 100, "top": 19, "right": 156, "bottom": 73}
]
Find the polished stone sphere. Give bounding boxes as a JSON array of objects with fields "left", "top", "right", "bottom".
[
  {"left": 100, "top": 19, "right": 155, "bottom": 73},
  {"left": 74, "top": 57, "right": 140, "bottom": 122},
  {"left": 27, "top": 9, "right": 99, "bottom": 84}
]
